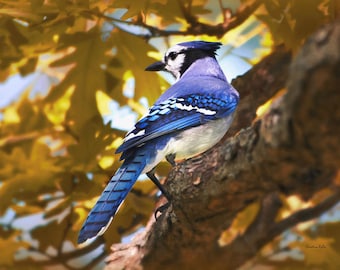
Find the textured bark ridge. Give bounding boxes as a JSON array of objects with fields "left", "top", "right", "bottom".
[{"left": 106, "top": 21, "right": 340, "bottom": 270}]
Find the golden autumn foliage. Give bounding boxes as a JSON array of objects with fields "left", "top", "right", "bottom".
[{"left": 0, "top": 0, "right": 338, "bottom": 269}]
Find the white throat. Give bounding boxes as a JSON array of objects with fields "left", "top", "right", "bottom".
[{"left": 165, "top": 53, "right": 186, "bottom": 80}]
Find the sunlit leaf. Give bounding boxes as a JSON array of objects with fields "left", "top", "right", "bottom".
[
  {"left": 2, "top": 106, "right": 21, "bottom": 124},
  {"left": 48, "top": 27, "right": 109, "bottom": 132},
  {"left": 113, "top": 31, "right": 168, "bottom": 103},
  {"left": 219, "top": 202, "right": 260, "bottom": 246},
  {"left": 96, "top": 90, "right": 113, "bottom": 116},
  {"left": 44, "top": 85, "right": 74, "bottom": 125},
  {"left": 98, "top": 155, "right": 115, "bottom": 169}
]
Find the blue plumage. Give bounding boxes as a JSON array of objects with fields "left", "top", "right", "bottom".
[
  {"left": 78, "top": 41, "right": 239, "bottom": 244},
  {"left": 117, "top": 92, "right": 238, "bottom": 156}
]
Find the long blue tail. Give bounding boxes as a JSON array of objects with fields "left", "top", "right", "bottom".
[{"left": 78, "top": 149, "right": 150, "bottom": 244}]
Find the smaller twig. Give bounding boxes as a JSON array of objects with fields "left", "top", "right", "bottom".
[
  {"left": 246, "top": 192, "right": 283, "bottom": 238},
  {"left": 273, "top": 189, "right": 340, "bottom": 234},
  {"left": 218, "top": 0, "right": 230, "bottom": 25},
  {"left": 177, "top": 0, "right": 197, "bottom": 25},
  {"left": 222, "top": 0, "right": 262, "bottom": 31},
  {"left": 0, "top": 131, "right": 40, "bottom": 147},
  {"left": 26, "top": 247, "right": 79, "bottom": 270},
  {"left": 88, "top": 0, "right": 262, "bottom": 39}
]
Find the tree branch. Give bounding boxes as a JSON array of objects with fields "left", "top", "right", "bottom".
[
  {"left": 91, "top": 0, "right": 262, "bottom": 39},
  {"left": 106, "top": 20, "right": 340, "bottom": 269}
]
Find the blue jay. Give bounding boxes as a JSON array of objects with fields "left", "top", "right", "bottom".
[{"left": 78, "top": 41, "right": 239, "bottom": 244}]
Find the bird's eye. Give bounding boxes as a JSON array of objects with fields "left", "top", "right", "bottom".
[{"left": 168, "top": 52, "right": 177, "bottom": 60}]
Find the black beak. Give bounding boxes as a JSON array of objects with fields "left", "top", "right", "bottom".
[{"left": 145, "top": 61, "right": 166, "bottom": 71}]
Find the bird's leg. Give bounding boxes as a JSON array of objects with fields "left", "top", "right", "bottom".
[
  {"left": 166, "top": 153, "right": 176, "bottom": 167},
  {"left": 146, "top": 168, "right": 171, "bottom": 219},
  {"left": 146, "top": 168, "right": 171, "bottom": 201}
]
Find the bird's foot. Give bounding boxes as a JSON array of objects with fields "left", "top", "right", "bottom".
[
  {"left": 154, "top": 202, "right": 170, "bottom": 220},
  {"left": 166, "top": 153, "right": 176, "bottom": 167}
]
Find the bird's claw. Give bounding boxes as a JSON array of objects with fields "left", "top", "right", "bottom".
[{"left": 154, "top": 202, "right": 170, "bottom": 220}]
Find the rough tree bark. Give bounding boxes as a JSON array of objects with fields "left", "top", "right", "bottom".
[{"left": 106, "top": 20, "right": 340, "bottom": 270}]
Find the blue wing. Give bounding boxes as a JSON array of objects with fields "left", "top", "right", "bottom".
[{"left": 116, "top": 92, "right": 239, "bottom": 158}]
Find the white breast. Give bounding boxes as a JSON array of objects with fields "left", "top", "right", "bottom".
[
  {"left": 169, "top": 116, "right": 234, "bottom": 159},
  {"left": 142, "top": 116, "right": 234, "bottom": 173}
]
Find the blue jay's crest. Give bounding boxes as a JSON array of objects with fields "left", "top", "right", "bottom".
[{"left": 176, "top": 41, "right": 222, "bottom": 53}]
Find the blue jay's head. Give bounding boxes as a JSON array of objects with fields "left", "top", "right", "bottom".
[{"left": 145, "top": 41, "right": 222, "bottom": 80}]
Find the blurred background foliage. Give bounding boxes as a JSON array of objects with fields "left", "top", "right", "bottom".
[{"left": 0, "top": 0, "right": 338, "bottom": 269}]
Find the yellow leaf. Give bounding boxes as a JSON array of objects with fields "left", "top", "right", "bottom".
[
  {"left": 219, "top": 202, "right": 260, "bottom": 246},
  {"left": 31, "top": 218, "right": 69, "bottom": 250},
  {"left": 48, "top": 28, "right": 108, "bottom": 132},
  {"left": 107, "top": 137, "right": 124, "bottom": 151},
  {"left": 73, "top": 207, "right": 88, "bottom": 231},
  {"left": 0, "top": 142, "right": 61, "bottom": 214},
  {"left": 11, "top": 205, "right": 42, "bottom": 216},
  {"left": 113, "top": 31, "right": 167, "bottom": 103},
  {"left": 127, "top": 98, "right": 148, "bottom": 116},
  {"left": 291, "top": 236, "right": 340, "bottom": 268},
  {"left": 256, "top": 88, "right": 287, "bottom": 118},
  {"left": 0, "top": 233, "right": 29, "bottom": 266},
  {"left": 44, "top": 85, "right": 74, "bottom": 125},
  {"left": 96, "top": 90, "right": 113, "bottom": 116},
  {"left": 2, "top": 106, "right": 20, "bottom": 124},
  {"left": 98, "top": 155, "right": 115, "bottom": 169}
]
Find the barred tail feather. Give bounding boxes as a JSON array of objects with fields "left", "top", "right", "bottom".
[{"left": 78, "top": 150, "right": 150, "bottom": 244}]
